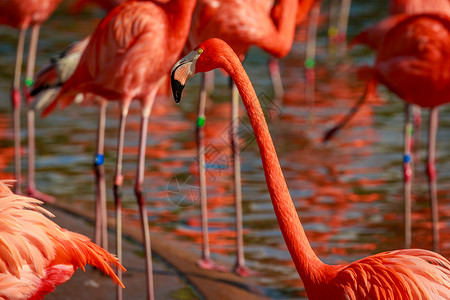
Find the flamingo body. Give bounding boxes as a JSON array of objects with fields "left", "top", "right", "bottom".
[
  {"left": 0, "top": 0, "right": 62, "bottom": 29},
  {"left": 171, "top": 37, "right": 450, "bottom": 300},
  {"left": 188, "top": 0, "right": 298, "bottom": 59},
  {"left": 350, "top": 14, "right": 408, "bottom": 50},
  {"left": 374, "top": 14, "right": 450, "bottom": 108},
  {"left": 44, "top": 0, "right": 193, "bottom": 115},
  {"left": 0, "top": 181, "right": 124, "bottom": 300}
]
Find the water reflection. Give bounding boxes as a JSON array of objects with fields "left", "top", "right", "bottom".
[{"left": 0, "top": 1, "right": 449, "bottom": 299}]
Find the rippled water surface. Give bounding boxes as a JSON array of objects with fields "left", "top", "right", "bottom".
[{"left": 1, "top": 1, "right": 450, "bottom": 299}]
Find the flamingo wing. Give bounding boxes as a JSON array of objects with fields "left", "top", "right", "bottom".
[
  {"left": 0, "top": 182, "right": 124, "bottom": 299},
  {"left": 333, "top": 249, "right": 450, "bottom": 299}
]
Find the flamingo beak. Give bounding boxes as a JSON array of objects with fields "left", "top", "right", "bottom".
[{"left": 170, "top": 50, "right": 201, "bottom": 103}]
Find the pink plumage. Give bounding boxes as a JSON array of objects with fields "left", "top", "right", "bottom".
[{"left": 0, "top": 181, "right": 125, "bottom": 300}]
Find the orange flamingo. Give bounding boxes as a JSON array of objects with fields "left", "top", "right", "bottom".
[
  {"left": 171, "top": 37, "right": 450, "bottom": 300},
  {"left": 183, "top": 0, "right": 299, "bottom": 275},
  {"left": 41, "top": 1, "right": 197, "bottom": 299},
  {"left": 0, "top": 0, "right": 62, "bottom": 202},
  {"left": 0, "top": 181, "right": 125, "bottom": 299},
  {"left": 325, "top": 13, "right": 450, "bottom": 251}
]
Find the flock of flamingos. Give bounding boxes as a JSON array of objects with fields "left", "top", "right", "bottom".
[{"left": 0, "top": 0, "right": 450, "bottom": 299}]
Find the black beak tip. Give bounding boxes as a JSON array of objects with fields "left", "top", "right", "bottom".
[{"left": 171, "top": 77, "right": 184, "bottom": 104}]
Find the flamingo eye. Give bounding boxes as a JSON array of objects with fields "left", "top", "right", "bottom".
[{"left": 197, "top": 48, "right": 203, "bottom": 54}]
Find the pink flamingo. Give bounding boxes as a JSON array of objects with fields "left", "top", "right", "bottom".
[
  {"left": 0, "top": 0, "right": 62, "bottom": 202},
  {"left": 183, "top": 0, "right": 299, "bottom": 275},
  {"left": 0, "top": 181, "right": 124, "bottom": 299},
  {"left": 41, "top": 1, "right": 197, "bottom": 299},
  {"left": 31, "top": 35, "right": 110, "bottom": 251},
  {"left": 325, "top": 13, "right": 450, "bottom": 251},
  {"left": 171, "top": 37, "right": 450, "bottom": 300}
]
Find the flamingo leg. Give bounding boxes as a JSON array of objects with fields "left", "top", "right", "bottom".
[
  {"left": 427, "top": 107, "right": 439, "bottom": 252},
  {"left": 337, "top": 0, "right": 351, "bottom": 56},
  {"left": 94, "top": 100, "right": 108, "bottom": 250},
  {"left": 204, "top": 70, "right": 215, "bottom": 95},
  {"left": 268, "top": 58, "right": 284, "bottom": 101},
  {"left": 196, "top": 73, "right": 211, "bottom": 268},
  {"left": 114, "top": 105, "right": 129, "bottom": 300},
  {"left": 328, "top": 0, "right": 340, "bottom": 57},
  {"left": 134, "top": 98, "right": 155, "bottom": 300},
  {"left": 323, "top": 81, "right": 375, "bottom": 142},
  {"left": 230, "top": 82, "right": 250, "bottom": 276},
  {"left": 12, "top": 28, "right": 26, "bottom": 194},
  {"left": 305, "top": 0, "right": 321, "bottom": 126},
  {"left": 195, "top": 74, "right": 227, "bottom": 272},
  {"left": 24, "top": 25, "right": 54, "bottom": 203},
  {"left": 412, "top": 105, "right": 422, "bottom": 168},
  {"left": 403, "top": 104, "right": 413, "bottom": 249}
]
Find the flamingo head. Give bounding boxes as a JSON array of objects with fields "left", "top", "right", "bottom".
[{"left": 171, "top": 38, "right": 231, "bottom": 103}]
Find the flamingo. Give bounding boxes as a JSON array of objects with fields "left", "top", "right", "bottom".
[
  {"left": 41, "top": 1, "right": 197, "bottom": 299},
  {"left": 171, "top": 37, "right": 450, "bottom": 300},
  {"left": 0, "top": 181, "right": 125, "bottom": 299},
  {"left": 0, "top": 0, "right": 62, "bottom": 202},
  {"left": 325, "top": 12, "right": 450, "bottom": 251},
  {"left": 30, "top": 35, "right": 110, "bottom": 251},
  {"left": 183, "top": 0, "right": 299, "bottom": 275},
  {"left": 325, "top": 13, "right": 450, "bottom": 252}
]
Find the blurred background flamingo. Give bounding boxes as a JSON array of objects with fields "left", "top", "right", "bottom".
[
  {"left": 40, "top": 0, "right": 197, "bottom": 299},
  {"left": 325, "top": 12, "right": 450, "bottom": 252},
  {"left": 0, "top": 0, "right": 62, "bottom": 202}
]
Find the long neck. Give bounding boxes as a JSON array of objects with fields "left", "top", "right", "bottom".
[
  {"left": 165, "top": 0, "right": 197, "bottom": 47},
  {"left": 267, "top": 0, "right": 298, "bottom": 58},
  {"left": 219, "top": 50, "right": 326, "bottom": 285}
]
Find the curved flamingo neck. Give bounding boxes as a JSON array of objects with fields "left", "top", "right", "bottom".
[
  {"left": 216, "top": 47, "right": 327, "bottom": 286},
  {"left": 265, "top": 0, "right": 298, "bottom": 58},
  {"left": 164, "top": 0, "right": 197, "bottom": 54}
]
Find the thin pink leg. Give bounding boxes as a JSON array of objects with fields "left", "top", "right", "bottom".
[
  {"left": 412, "top": 105, "right": 422, "bottom": 167},
  {"left": 323, "top": 81, "right": 375, "bottom": 142},
  {"left": 403, "top": 104, "right": 413, "bottom": 249},
  {"left": 328, "top": 0, "right": 339, "bottom": 57},
  {"left": 12, "top": 28, "right": 26, "bottom": 194},
  {"left": 305, "top": 0, "right": 320, "bottom": 126},
  {"left": 427, "top": 108, "right": 439, "bottom": 252},
  {"left": 337, "top": 0, "right": 351, "bottom": 56},
  {"left": 135, "top": 97, "right": 156, "bottom": 300},
  {"left": 196, "top": 74, "right": 226, "bottom": 272},
  {"left": 268, "top": 58, "right": 284, "bottom": 101},
  {"left": 24, "top": 25, "right": 54, "bottom": 203},
  {"left": 94, "top": 100, "right": 108, "bottom": 250},
  {"left": 230, "top": 82, "right": 251, "bottom": 277},
  {"left": 114, "top": 102, "right": 130, "bottom": 300},
  {"left": 204, "top": 71, "right": 215, "bottom": 95}
]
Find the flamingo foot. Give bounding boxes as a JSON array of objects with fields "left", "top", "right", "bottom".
[
  {"left": 233, "top": 264, "right": 254, "bottom": 277},
  {"left": 197, "top": 258, "right": 227, "bottom": 272},
  {"left": 27, "top": 187, "right": 55, "bottom": 203}
]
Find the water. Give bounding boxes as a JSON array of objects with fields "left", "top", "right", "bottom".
[{"left": 0, "top": 1, "right": 450, "bottom": 299}]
